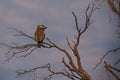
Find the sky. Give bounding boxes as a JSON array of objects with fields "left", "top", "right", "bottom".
[{"left": 0, "top": 0, "right": 120, "bottom": 80}]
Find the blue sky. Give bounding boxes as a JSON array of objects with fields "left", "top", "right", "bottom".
[{"left": 0, "top": 0, "right": 120, "bottom": 80}]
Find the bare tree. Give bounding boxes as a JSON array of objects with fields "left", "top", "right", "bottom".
[{"left": 1, "top": 3, "right": 97, "bottom": 80}]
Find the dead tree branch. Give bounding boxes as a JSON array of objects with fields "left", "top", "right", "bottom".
[
  {"left": 44, "top": 3, "right": 96, "bottom": 80},
  {"left": 71, "top": 2, "right": 97, "bottom": 70},
  {"left": 104, "top": 61, "right": 120, "bottom": 80},
  {"left": 16, "top": 63, "right": 77, "bottom": 80},
  {"left": 8, "top": 28, "right": 35, "bottom": 40},
  {"left": 107, "top": 0, "right": 120, "bottom": 16},
  {"left": 93, "top": 48, "right": 120, "bottom": 70},
  {"left": 1, "top": 43, "right": 37, "bottom": 62}
]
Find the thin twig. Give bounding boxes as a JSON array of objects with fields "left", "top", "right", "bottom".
[
  {"left": 0, "top": 43, "right": 38, "bottom": 62},
  {"left": 93, "top": 48, "right": 120, "bottom": 70},
  {"left": 8, "top": 28, "right": 35, "bottom": 40}
]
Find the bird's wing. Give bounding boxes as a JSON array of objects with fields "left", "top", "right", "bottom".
[
  {"left": 38, "top": 32, "right": 45, "bottom": 42},
  {"left": 34, "top": 33, "right": 38, "bottom": 41}
]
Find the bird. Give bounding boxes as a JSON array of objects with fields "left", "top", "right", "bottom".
[{"left": 34, "top": 25, "right": 47, "bottom": 48}]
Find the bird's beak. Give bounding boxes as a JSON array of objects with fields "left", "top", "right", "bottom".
[{"left": 44, "top": 27, "right": 47, "bottom": 29}]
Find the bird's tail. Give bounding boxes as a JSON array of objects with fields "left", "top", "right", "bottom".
[{"left": 37, "top": 41, "right": 41, "bottom": 48}]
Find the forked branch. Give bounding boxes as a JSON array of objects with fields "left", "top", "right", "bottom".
[
  {"left": 16, "top": 63, "right": 77, "bottom": 80},
  {"left": 104, "top": 61, "right": 120, "bottom": 80},
  {"left": 1, "top": 43, "right": 37, "bottom": 62},
  {"left": 93, "top": 48, "right": 120, "bottom": 70},
  {"left": 8, "top": 28, "right": 35, "bottom": 40}
]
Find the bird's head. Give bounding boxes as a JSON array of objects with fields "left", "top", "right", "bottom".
[{"left": 38, "top": 25, "right": 47, "bottom": 29}]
